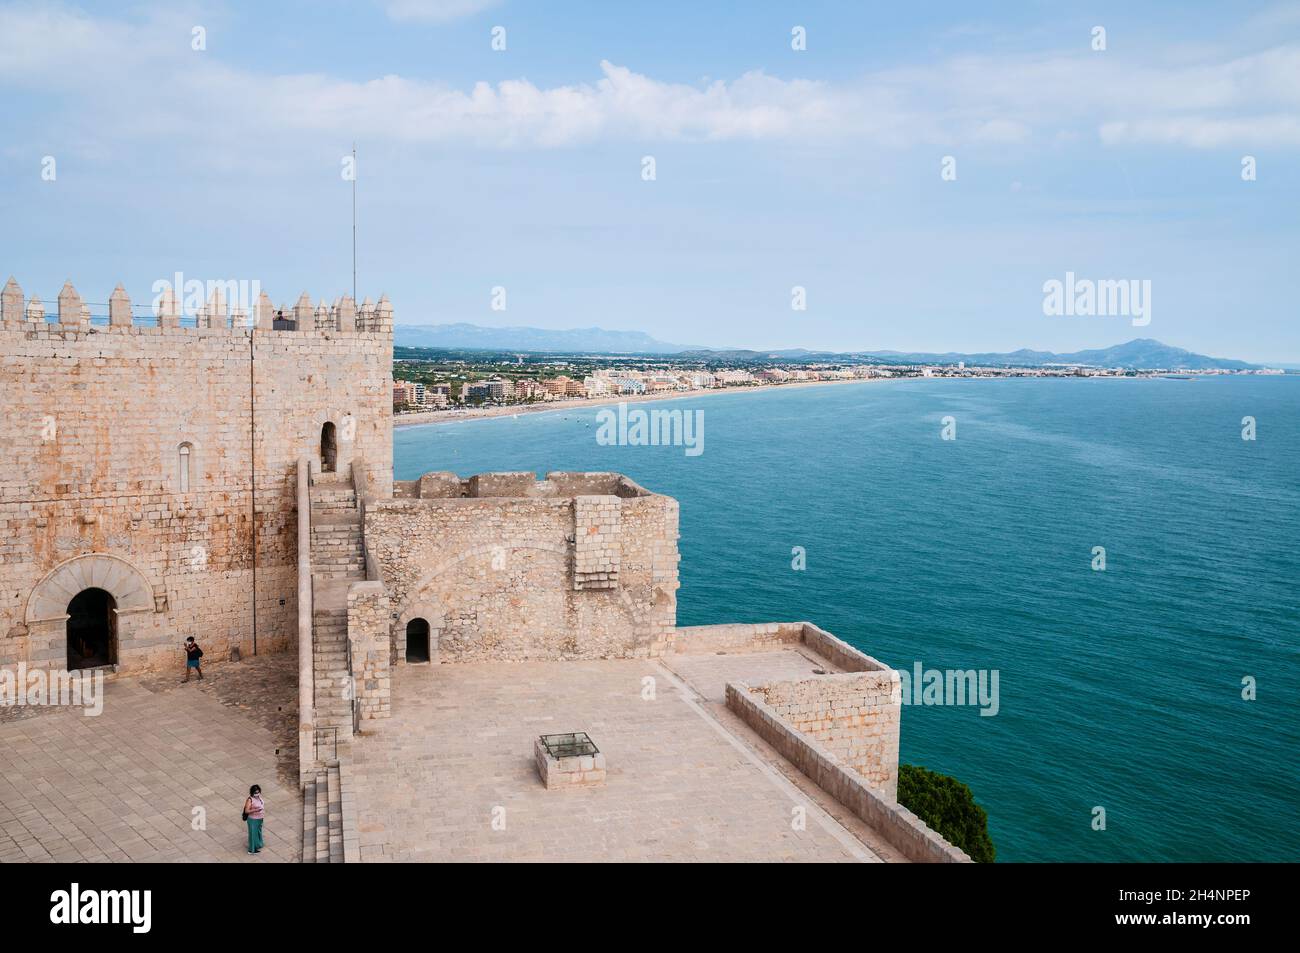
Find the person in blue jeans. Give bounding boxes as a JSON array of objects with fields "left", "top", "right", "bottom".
[
  {"left": 183, "top": 637, "right": 204, "bottom": 682},
  {"left": 244, "top": 785, "right": 265, "bottom": 854}
]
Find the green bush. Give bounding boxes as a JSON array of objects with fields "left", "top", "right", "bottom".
[{"left": 897, "top": 764, "right": 996, "bottom": 863}]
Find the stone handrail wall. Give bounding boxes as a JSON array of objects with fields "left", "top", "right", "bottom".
[
  {"left": 296, "top": 457, "right": 315, "bottom": 784},
  {"left": 726, "top": 682, "right": 971, "bottom": 863},
  {"left": 350, "top": 458, "right": 382, "bottom": 583},
  {"left": 346, "top": 582, "right": 392, "bottom": 721},
  {"left": 346, "top": 458, "right": 391, "bottom": 720}
]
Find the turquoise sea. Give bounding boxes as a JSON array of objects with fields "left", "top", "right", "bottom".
[{"left": 394, "top": 376, "right": 1300, "bottom": 862}]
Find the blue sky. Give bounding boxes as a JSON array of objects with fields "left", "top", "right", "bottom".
[{"left": 1, "top": 0, "right": 1298, "bottom": 360}]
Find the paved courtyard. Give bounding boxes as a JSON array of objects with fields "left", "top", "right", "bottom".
[
  {"left": 349, "top": 654, "right": 902, "bottom": 862},
  {"left": 0, "top": 657, "right": 301, "bottom": 863}
]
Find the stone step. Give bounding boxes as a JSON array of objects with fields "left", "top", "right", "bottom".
[
  {"left": 327, "top": 764, "right": 344, "bottom": 863},
  {"left": 314, "top": 772, "right": 329, "bottom": 863},
  {"left": 301, "top": 778, "right": 317, "bottom": 863}
]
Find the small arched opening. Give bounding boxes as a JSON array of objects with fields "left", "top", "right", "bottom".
[
  {"left": 321, "top": 421, "right": 338, "bottom": 473},
  {"left": 178, "top": 442, "right": 193, "bottom": 492},
  {"left": 406, "top": 618, "right": 430, "bottom": 663},
  {"left": 67, "top": 588, "right": 117, "bottom": 670}
]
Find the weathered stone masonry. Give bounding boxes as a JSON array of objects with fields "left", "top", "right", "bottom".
[
  {"left": 369, "top": 471, "right": 680, "bottom": 663},
  {"left": 0, "top": 278, "right": 393, "bottom": 677}
]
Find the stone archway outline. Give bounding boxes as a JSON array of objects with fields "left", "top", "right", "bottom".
[
  {"left": 392, "top": 541, "right": 573, "bottom": 626},
  {"left": 391, "top": 541, "right": 648, "bottom": 657},
  {"left": 24, "top": 553, "right": 156, "bottom": 624}
]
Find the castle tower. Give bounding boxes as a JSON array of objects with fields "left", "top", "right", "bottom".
[{"left": 0, "top": 278, "right": 394, "bottom": 678}]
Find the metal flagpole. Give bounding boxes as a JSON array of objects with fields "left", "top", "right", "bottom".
[{"left": 352, "top": 142, "right": 357, "bottom": 304}]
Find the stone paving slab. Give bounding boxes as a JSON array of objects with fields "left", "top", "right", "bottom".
[
  {"left": 348, "top": 658, "right": 881, "bottom": 862},
  {"left": 664, "top": 647, "right": 844, "bottom": 703},
  {"left": 0, "top": 673, "right": 300, "bottom": 863}
]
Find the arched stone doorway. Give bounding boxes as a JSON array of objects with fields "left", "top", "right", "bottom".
[
  {"left": 405, "top": 618, "right": 430, "bottom": 663},
  {"left": 67, "top": 588, "right": 117, "bottom": 670},
  {"left": 321, "top": 421, "right": 338, "bottom": 473}
]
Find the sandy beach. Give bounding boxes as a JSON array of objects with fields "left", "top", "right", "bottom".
[{"left": 392, "top": 377, "right": 877, "bottom": 428}]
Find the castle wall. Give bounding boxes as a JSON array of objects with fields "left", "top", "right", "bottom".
[
  {"left": 675, "top": 620, "right": 902, "bottom": 796},
  {"left": 367, "top": 474, "right": 679, "bottom": 662},
  {"left": 0, "top": 285, "right": 392, "bottom": 677},
  {"left": 750, "top": 672, "right": 901, "bottom": 796}
]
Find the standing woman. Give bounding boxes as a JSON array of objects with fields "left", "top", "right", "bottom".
[{"left": 243, "top": 784, "right": 265, "bottom": 854}]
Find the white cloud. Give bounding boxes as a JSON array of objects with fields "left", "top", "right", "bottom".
[
  {"left": 1099, "top": 116, "right": 1300, "bottom": 148},
  {"left": 3, "top": 3, "right": 1300, "bottom": 153}
]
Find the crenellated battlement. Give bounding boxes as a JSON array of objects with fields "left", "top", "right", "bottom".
[{"left": 0, "top": 277, "right": 393, "bottom": 336}]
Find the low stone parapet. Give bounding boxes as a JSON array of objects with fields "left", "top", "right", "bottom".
[{"left": 726, "top": 681, "right": 970, "bottom": 863}]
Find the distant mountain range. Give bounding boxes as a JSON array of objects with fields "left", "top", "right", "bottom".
[
  {"left": 751, "top": 339, "right": 1260, "bottom": 370},
  {"left": 394, "top": 323, "right": 1264, "bottom": 370}
]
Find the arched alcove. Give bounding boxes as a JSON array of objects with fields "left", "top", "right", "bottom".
[
  {"left": 405, "top": 618, "right": 431, "bottom": 663},
  {"left": 321, "top": 421, "right": 338, "bottom": 473}
]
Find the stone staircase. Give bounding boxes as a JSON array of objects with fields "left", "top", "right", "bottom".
[
  {"left": 301, "top": 764, "right": 344, "bottom": 863},
  {"left": 301, "top": 471, "right": 367, "bottom": 863},
  {"left": 311, "top": 475, "right": 365, "bottom": 579},
  {"left": 310, "top": 472, "right": 365, "bottom": 739}
]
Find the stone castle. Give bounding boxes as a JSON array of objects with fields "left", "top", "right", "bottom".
[{"left": 0, "top": 276, "right": 970, "bottom": 863}]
